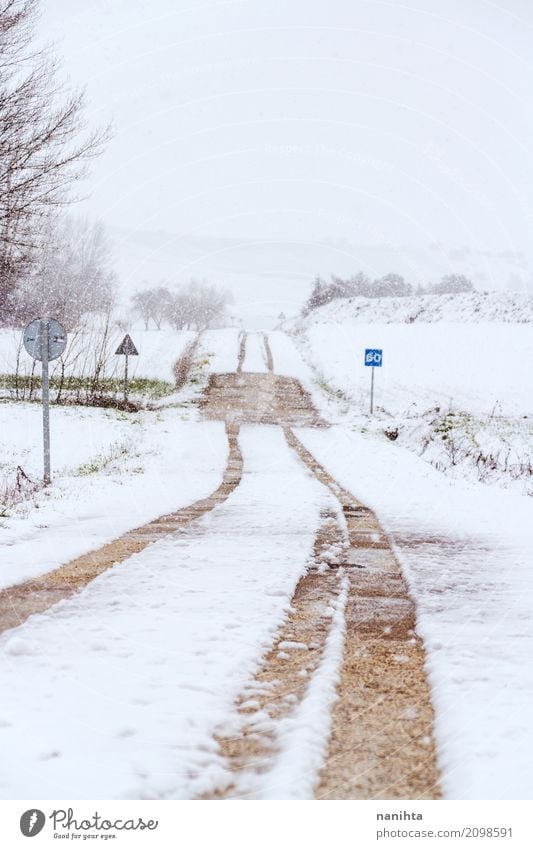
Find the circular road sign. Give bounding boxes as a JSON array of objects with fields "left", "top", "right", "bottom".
[{"left": 23, "top": 318, "right": 68, "bottom": 362}]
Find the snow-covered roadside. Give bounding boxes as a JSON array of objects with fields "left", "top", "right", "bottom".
[
  {"left": 296, "top": 425, "right": 533, "bottom": 800},
  {"left": 0, "top": 426, "right": 332, "bottom": 799},
  {"left": 0, "top": 327, "right": 195, "bottom": 385},
  {"left": 281, "top": 326, "right": 533, "bottom": 496},
  {"left": 199, "top": 328, "right": 240, "bottom": 373},
  {"left": 0, "top": 411, "right": 227, "bottom": 590},
  {"left": 0, "top": 402, "right": 136, "bottom": 481},
  {"left": 295, "top": 322, "right": 532, "bottom": 417}
]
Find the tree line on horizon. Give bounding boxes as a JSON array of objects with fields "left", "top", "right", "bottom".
[
  {"left": 131, "top": 280, "right": 233, "bottom": 331},
  {"left": 302, "top": 272, "right": 474, "bottom": 315}
]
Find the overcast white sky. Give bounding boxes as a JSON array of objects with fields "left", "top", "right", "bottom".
[{"left": 42, "top": 1, "right": 533, "bottom": 305}]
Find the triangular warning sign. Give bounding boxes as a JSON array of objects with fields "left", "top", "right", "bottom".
[{"left": 115, "top": 334, "right": 139, "bottom": 356}]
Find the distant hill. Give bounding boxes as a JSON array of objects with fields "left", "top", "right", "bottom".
[{"left": 111, "top": 229, "right": 533, "bottom": 326}]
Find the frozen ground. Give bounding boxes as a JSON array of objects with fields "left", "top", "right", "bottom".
[
  {"left": 295, "top": 322, "right": 532, "bottom": 417},
  {"left": 0, "top": 426, "right": 332, "bottom": 799},
  {"left": 0, "top": 404, "right": 227, "bottom": 590}
]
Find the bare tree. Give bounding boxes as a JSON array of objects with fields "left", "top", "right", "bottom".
[
  {"left": 131, "top": 287, "right": 153, "bottom": 330},
  {"left": 9, "top": 216, "right": 116, "bottom": 328},
  {"left": 373, "top": 273, "right": 412, "bottom": 297},
  {"left": 165, "top": 280, "right": 232, "bottom": 330},
  {"left": 131, "top": 284, "right": 172, "bottom": 330},
  {"left": 0, "top": 0, "right": 109, "bottom": 322}
]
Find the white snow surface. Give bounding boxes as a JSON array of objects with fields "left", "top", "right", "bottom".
[
  {"left": 0, "top": 426, "right": 332, "bottom": 799},
  {"left": 297, "top": 291, "right": 533, "bottom": 325},
  {"left": 268, "top": 331, "right": 315, "bottom": 382},
  {"left": 295, "top": 322, "right": 533, "bottom": 417},
  {"left": 296, "top": 425, "right": 533, "bottom": 800},
  {"left": 0, "top": 408, "right": 227, "bottom": 591},
  {"left": 2, "top": 324, "right": 532, "bottom": 801},
  {"left": 199, "top": 328, "right": 240, "bottom": 374},
  {"left": 1, "top": 402, "right": 134, "bottom": 479},
  {"left": 241, "top": 332, "right": 268, "bottom": 373}
]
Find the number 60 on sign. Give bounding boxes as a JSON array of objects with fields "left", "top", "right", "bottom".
[{"left": 365, "top": 348, "right": 383, "bottom": 367}]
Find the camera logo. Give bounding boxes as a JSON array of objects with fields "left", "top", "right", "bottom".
[{"left": 20, "top": 810, "right": 46, "bottom": 837}]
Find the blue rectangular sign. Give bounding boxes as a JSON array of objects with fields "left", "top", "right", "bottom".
[{"left": 365, "top": 348, "right": 383, "bottom": 367}]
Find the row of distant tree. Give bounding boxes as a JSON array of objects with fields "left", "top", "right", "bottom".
[
  {"left": 302, "top": 272, "right": 474, "bottom": 314},
  {"left": 131, "top": 281, "right": 233, "bottom": 331}
]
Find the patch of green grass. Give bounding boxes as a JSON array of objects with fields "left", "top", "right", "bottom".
[
  {"left": 75, "top": 441, "right": 130, "bottom": 476},
  {"left": 315, "top": 377, "right": 349, "bottom": 402},
  {"left": 0, "top": 373, "right": 174, "bottom": 400},
  {"left": 433, "top": 411, "right": 484, "bottom": 453}
]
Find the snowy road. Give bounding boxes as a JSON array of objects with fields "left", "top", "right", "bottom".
[{"left": 1, "top": 328, "right": 532, "bottom": 800}]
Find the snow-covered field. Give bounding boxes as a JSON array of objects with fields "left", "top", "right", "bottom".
[
  {"left": 1, "top": 321, "right": 532, "bottom": 801},
  {"left": 0, "top": 403, "right": 227, "bottom": 590},
  {"left": 296, "top": 322, "right": 532, "bottom": 417},
  {"left": 0, "top": 326, "right": 194, "bottom": 384},
  {"left": 290, "top": 295, "right": 533, "bottom": 496}
]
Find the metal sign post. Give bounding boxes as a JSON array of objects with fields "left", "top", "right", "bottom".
[
  {"left": 23, "top": 317, "right": 68, "bottom": 485},
  {"left": 364, "top": 348, "right": 383, "bottom": 415},
  {"left": 41, "top": 320, "right": 51, "bottom": 484},
  {"left": 115, "top": 334, "right": 139, "bottom": 403}
]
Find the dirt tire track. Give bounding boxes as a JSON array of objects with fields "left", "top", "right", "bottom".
[
  {"left": 173, "top": 333, "right": 201, "bottom": 389},
  {"left": 284, "top": 427, "right": 441, "bottom": 799},
  {"left": 202, "top": 513, "right": 347, "bottom": 799},
  {"left": 0, "top": 423, "right": 243, "bottom": 636}
]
